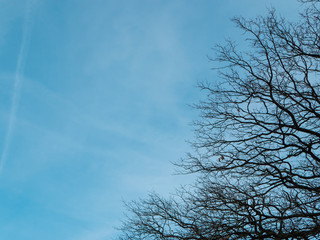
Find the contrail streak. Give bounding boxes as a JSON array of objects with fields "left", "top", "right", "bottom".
[{"left": 0, "top": 0, "right": 35, "bottom": 174}]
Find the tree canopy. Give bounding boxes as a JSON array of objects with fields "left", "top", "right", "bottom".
[{"left": 118, "top": 1, "right": 320, "bottom": 239}]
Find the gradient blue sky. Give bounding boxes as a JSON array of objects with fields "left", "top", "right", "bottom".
[{"left": 0, "top": 0, "right": 301, "bottom": 239}]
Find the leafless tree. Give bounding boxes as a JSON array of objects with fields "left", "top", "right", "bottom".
[{"left": 118, "top": 1, "right": 320, "bottom": 239}]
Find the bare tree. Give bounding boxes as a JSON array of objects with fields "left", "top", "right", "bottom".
[{"left": 118, "top": 1, "right": 320, "bottom": 239}]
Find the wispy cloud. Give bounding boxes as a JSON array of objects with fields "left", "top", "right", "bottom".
[{"left": 0, "top": 0, "right": 36, "bottom": 173}]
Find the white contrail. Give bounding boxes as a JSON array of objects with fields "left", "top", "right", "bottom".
[{"left": 0, "top": 0, "right": 35, "bottom": 173}]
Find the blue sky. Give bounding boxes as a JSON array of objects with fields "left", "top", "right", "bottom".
[{"left": 0, "top": 0, "right": 301, "bottom": 239}]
